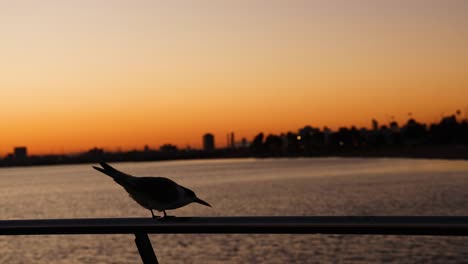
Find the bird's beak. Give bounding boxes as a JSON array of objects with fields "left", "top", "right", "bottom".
[{"left": 194, "top": 197, "right": 212, "bottom": 207}]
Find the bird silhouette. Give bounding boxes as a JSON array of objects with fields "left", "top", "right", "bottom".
[{"left": 93, "top": 162, "right": 211, "bottom": 218}]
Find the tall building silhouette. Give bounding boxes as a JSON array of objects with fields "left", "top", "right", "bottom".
[
  {"left": 203, "top": 133, "right": 215, "bottom": 151},
  {"left": 14, "top": 147, "right": 28, "bottom": 160},
  {"left": 372, "top": 119, "right": 379, "bottom": 131},
  {"left": 230, "top": 132, "right": 235, "bottom": 148}
]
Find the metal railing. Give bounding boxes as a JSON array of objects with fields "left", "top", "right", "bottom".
[{"left": 0, "top": 216, "right": 467, "bottom": 263}]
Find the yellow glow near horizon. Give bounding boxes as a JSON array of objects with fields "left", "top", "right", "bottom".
[{"left": 1, "top": 1, "right": 468, "bottom": 155}]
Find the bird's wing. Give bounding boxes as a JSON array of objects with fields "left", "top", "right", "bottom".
[{"left": 128, "top": 177, "right": 181, "bottom": 203}]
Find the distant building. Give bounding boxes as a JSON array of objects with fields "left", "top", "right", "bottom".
[
  {"left": 160, "top": 144, "right": 178, "bottom": 152},
  {"left": 230, "top": 132, "right": 235, "bottom": 149},
  {"left": 87, "top": 147, "right": 104, "bottom": 155},
  {"left": 372, "top": 119, "right": 379, "bottom": 131},
  {"left": 14, "top": 147, "right": 28, "bottom": 160},
  {"left": 241, "top": 138, "right": 249, "bottom": 148},
  {"left": 323, "top": 127, "right": 332, "bottom": 145},
  {"left": 144, "top": 145, "right": 150, "bottom": 152},
  {"left": 203, "top": 133, "right": 215, "bottom": 151},
  {"left": 390, "top": 121, "right": 400, "bottom": 133},
  {"left": 85, "top": 147, "right": 105, "bottom": 160}
]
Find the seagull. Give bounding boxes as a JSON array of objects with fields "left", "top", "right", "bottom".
[{"left": 93, "top": 162, "right": 211, "bottom": 218}]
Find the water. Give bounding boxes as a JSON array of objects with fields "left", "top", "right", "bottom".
[{"left": 0, "top": 158, "right": 467, "bottom": 263}]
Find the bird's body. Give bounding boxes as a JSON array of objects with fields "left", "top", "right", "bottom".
[{"left": 93, "top": 162, "right": 211, "bottom": 218}]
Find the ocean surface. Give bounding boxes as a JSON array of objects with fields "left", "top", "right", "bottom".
[{"left": 0, "top": 158, "right": 467, "bottom": 263}]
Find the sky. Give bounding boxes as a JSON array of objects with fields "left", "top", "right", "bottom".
[{"left": 1, "top": 1, "right": 468, "bottom": 155}]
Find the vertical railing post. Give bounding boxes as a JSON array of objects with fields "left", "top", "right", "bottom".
[{"left": 134, "top": 233, "right": 159, "bottom": 264}]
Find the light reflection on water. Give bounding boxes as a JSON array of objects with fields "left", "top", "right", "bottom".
[{"left": 0, "top": 158, "right": 467, "bottom": 263}]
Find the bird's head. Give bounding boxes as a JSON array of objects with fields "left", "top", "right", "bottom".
[{"left": 184, "top": 187, "right": 211, "bottom": 207}]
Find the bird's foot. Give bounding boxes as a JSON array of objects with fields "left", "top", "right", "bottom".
[{"left": 150, "top": 210, "right": 176, "bottom": 220}]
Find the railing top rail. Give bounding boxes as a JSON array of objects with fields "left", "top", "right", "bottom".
[{"left": 0, "top": 216, "right": 467, "bottom": 236}]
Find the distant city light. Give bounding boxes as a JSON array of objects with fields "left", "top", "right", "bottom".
[{"left": 297, "top": 136, "right": 302, "bottom": 140}]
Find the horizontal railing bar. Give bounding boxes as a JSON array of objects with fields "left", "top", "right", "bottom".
[{"left": 0, "top": 216, "right": 467, "bottom": 236}]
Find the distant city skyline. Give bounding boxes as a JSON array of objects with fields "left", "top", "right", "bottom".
[
  {"left": 1, "top": 1, "right": 467, "bottom": 155},
  {"left": 1, "top": 111, "right": 467, "bottom": 167},
  {"left": 2, "top": 111, "right": 466, "bottom": 157}
]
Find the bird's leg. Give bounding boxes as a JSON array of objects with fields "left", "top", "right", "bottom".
[
  {"left": 160, "top": 210, "right": 175, "bottom": 220},
  {"left": 150, "top": 209, "right": 158, "bottom": 219}
]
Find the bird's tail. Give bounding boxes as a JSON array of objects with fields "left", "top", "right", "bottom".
[{"left": 93, "top": 162, "right": 133, "bottom": 185}]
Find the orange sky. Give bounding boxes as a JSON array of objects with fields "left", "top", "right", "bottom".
[{"left": 1, "top": 1, "right": 468, "bottom": 155}]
